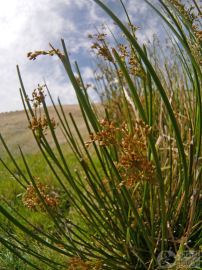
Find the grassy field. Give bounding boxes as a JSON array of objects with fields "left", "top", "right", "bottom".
[
  {"left": 0, "top": 104, "right": 88, "bottom": 158},
  {"left": 0, "top": 102, "right": 100, "bottom": 206}
]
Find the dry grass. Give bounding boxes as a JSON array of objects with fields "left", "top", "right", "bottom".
[{"left": 0, "top": 104, "right": 94, "bottom": 158}]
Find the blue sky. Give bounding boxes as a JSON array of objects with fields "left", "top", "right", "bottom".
[{"left": 0, "top": 0, "right": 163, "bottom": 113}]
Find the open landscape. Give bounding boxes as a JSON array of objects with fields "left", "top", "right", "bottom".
[
  {"left": 0, "top": 104, "right": 87, "bottom": 157},
  {"left": 0, "top": 0, "right": 202, "bottom": 269}
]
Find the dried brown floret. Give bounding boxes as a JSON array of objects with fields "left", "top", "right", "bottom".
[
  {"left": 27, "top": 44, "right": 65, "bottom": 61},
  {"left": 89, "top": 33, "right": 115, "bottom": 63},
  {"left": 85, "top": 118, "right": 157, "bottom": 186},
  {"left": 27, "top": 113, "right": 58, "bottom": 143},
  {"left": 66, "top": 257, "right": 103, "bottom": 270},
  {"left": 23, "top": 178, "right": 59, "bottom": 216}
]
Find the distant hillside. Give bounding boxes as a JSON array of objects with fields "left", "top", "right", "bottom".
[{"left": 0, "top": 104, "right": 92, "bottom": 158}]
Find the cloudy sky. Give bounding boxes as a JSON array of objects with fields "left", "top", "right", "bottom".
[{"left": 0, "top": 0, "right": 163, "bottom": 113}]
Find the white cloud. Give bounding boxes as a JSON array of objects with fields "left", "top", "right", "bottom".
[
  {"left": 0, "top": 0, "right": 166, "bottom": 113},
  {"left": 80, "top": 66, "right": 94, "bottom": 80}
]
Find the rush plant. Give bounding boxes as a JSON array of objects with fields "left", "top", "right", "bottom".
[{"left": 0, "top": 0, "right": 202, "bottom": 269}]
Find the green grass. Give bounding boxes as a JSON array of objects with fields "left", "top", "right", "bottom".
[{"left": 0, "top": 140, "right": 103, "bottom": 269}]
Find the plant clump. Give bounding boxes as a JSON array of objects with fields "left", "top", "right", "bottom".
[{"left": 1, "top": 0, "right": 202, "bottom": 269}]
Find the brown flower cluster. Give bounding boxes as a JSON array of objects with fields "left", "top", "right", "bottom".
[
  {"left": 167, "top": 0, "right": 198, "bottom": 29},
  {"left": 187, "top": 31, "right": 202, "bottom": 70},
  {"left": 27, "top": 115, "right": 58, "bottom": 142},
  {"left": 189, "top": 28, "right": 202, "bottom": 69},
  {"left": 116, "top": 24, "right": 145, "bottom": 80},
  {"left": 67, "top": 257, "right": 103, "bottom": 270},
  {"left": 118, "top": 39, "right": 145, "bottom": 80},
  {"left": 89, "top": 24, "right": 145, "bottom": 82},
  {"left": 85, "top": 117, "right": 118, "bottom": 148},
  {"left": 27, "top": 44, "right": 64, "bottom": 61},
  {"left": 128, "top": 51, "right": 145, "bottom": 79},
  {"left": 164, "top": 0, "right": 202, "bottom": 71},
  {"left": 118, "top": 43, "right": 130, "bottom": 60},
  {"left": 166, "top": 1, "right": 202, "bottom": 70},
  {"left": 128, "top": 24, "right": 140, "bottom": 36},
  {"left": 89, "top": 33, "right": 114, "bottom": 62},
  {"left": 75, "top": 77, "right": 82, "bottom": 87},
  {"left": 25, "top": 84, "right": 47, "bottom": 108},
  {"left": 119, "top": 120, "right": 157, "bottom": 185},
  {"left": 76, "top": 76, "right": 92, "bottom": 93},
  {"left": 23, "top": 178, "right": 59, "bottom": 216},
  {"left": 85, "top": 118, "right": 157, "bottom": 186},
  {"left": 194, "top": 30, "right": 202, "bottom": 42},
  {"left": 26, "top": 85, "right": 58, "bottom": 142}
]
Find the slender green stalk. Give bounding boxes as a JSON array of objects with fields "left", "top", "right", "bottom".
[
  {"left": 0, "top": 134, "right": 29, "bottom": 185},
  {"left": 0, "top": 237, "right": 42, "bottom": 270},
  {"left": 60, "top": 39, "right": 99, "bottom": 133},
  {"left": 112, "top": 47, "right": 166, "bottom": 251},
  {"left": 102, "top": 146, "right": 157, "bottom": 263}
]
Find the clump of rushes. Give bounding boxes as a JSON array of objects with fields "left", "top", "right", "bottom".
[{"left": 0, "top": 0, "right": 202, "bottom": 269}]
